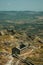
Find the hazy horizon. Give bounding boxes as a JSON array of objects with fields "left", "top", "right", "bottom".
[
  {"left": 0, "top": 10, "right": 43, "bottom": 12},
  {"left": 0, "top": 0, "right": 43, "bottom": 11}
]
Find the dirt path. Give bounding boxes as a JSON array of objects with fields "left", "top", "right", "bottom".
[
  {"left": 16, "top": 49, "right": 33, "bottom": 65},
  {"left": 19, "top": 49, "right": 33, "bottom": 57},
  {"left": 5, "top": 55, "right": 13, "bottom": 65}
]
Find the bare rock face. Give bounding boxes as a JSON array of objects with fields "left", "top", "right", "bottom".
[{"left": 0, "top": 31, "right": 4, "bottom": 36}]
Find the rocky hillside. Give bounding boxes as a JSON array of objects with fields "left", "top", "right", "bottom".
[{"left": 0, "top": 29, "right": 43, "bottom": 65}]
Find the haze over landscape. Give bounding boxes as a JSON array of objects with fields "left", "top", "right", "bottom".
[{"left": 0, "top": 0, "right": 43, "bottom": 65}]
